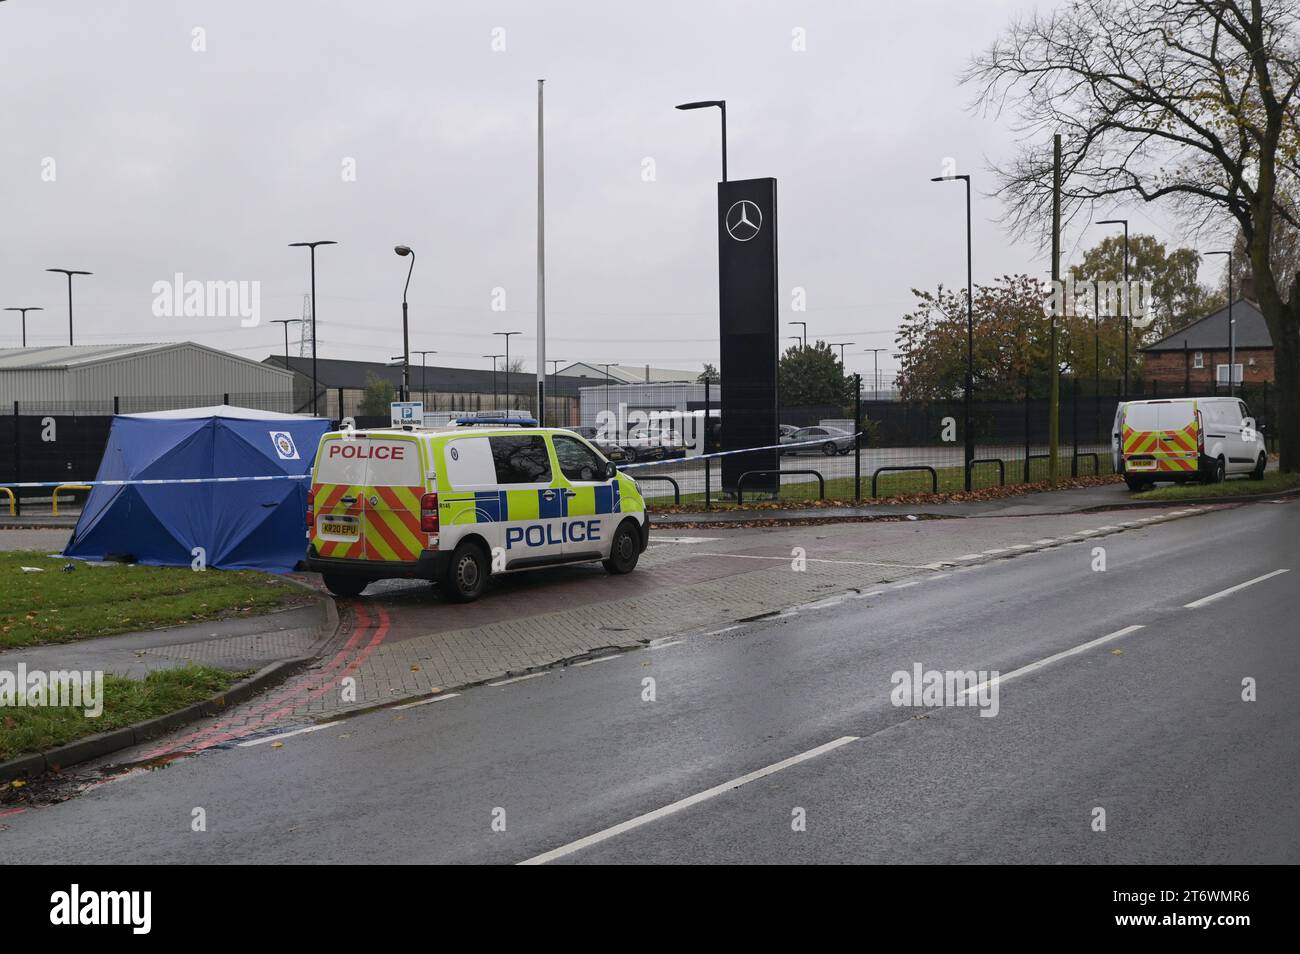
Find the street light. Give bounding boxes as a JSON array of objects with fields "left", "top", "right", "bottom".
[
  {"left": 494, "top": 331, "right": 521, "bottom": 410},
  {"left": 1204, "top": 249, "right": 1235, "bottom": 395},
  {"left": 412, "top": 349, "right": 437, "bottom": 407},
  {"left": 45, "top": 269, "right": 91, "bottom": 346},
  {"left": 270, "top": 318, "right": 301, "bottom": 368},
  {"left": 675, "top": 100, "right": 727, "bottom": 181},
  {"left": 4, "top": 306, "right": 43, "bottom": 347},
  {"left": 482, "top": 354, "right": 504, "bottom": 407},
  {"left": 394, "top": 245, "right": 415, "bottom": 401},
  {"left": 288, "top": 240, "right": 337, "bottom": 416},
  {"left": 789, "top": 321, "right": 808, "bottom": 348},
  {"left": 1097, "top": 219, "right": 1130, "bottom": 397},
  {"left": 829, "top": 341, "right": 855, "bottom": 364},
  {"left": 547, "top": 358, "right": 566, "bottom": 426},
  {"left": 864, "top": 348, "right": 888, "bottom": 402},
  {"left": 931, "top": 174, "right": 975, "bottom": 490}
]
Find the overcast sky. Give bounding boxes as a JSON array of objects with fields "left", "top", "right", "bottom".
[{"left": 2, "top": 0, "right": 1205, "bottom": 379}]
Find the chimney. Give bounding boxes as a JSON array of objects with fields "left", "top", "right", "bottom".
[{"left": 1241, "top": 275, "right": 1257, "bottom": 304}]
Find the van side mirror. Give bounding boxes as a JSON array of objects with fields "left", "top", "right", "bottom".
[{"left": 604, "top": 461, "right": 618, "bottom": 480}]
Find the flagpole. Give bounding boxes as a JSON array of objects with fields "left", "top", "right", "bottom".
[{"left": 536, "top": 78, "right": 547, "bottom": 425}]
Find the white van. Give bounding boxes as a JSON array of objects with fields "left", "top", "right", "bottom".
[{"left": 1112, "top": 397, "right": 1267, "bottom": 490}]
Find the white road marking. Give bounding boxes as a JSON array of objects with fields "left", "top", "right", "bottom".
[
  {"left": 1032, "top": 538, "right": 1057, "bottom": 545},
  {"left": 651, "top": 535, "right": 719, "bottom": 544},
  {"left": 891, "top": 581, "right": 920, "bottom": 590},
  {"left": 572, "top": 654, "right": 622, "bottom": 667},
  {"left": 982, "top": 547, "right": 1009, "bottom": 555},
  {"left": 393, "top": 692, "right": 460, "bottom": 711},
  {"left": 488, "top": 671, "right": 549, "bottom": 687},
  {"left": 703, "top": 625, "right": 741, "bottom": 637},
  {"left": 954, "top": 554, "right": 984, "bottom": 562},
  {"left": 237, "top": 722, "right": 342, "bottom": 747},
  {"left": 518, "top": 735, "right": 860, "bottom": 865},
  {"left": 649, "top": 639, "right": 684, "bottom": 650},
  {"left": 851, "top": 590, "right": 885, "bottom": 598},
  {"left": 692, "top": 552, "right": 934, "bottom": 570},
  {"left": 962, "top": 625, "right": 1146, "bottom": 700},
  {"left": 1183, "top": 569, "right": 1291, "bottom": 609}
]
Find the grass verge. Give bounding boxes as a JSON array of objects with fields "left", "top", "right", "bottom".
[
  {"left": 1, "top": 665, "right": 241, "bottom": 763},
  {"left": 1132, "top": 470, "right": 1300, "bottom": 501},
  {"left": 0, "top": 552, "right": 308, "bottom": 649}
]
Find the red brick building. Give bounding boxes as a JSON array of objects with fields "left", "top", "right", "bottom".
[{"left": 1140, "top": 298, "right": 1274, "bottom": 390}]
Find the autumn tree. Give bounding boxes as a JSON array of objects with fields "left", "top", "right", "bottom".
[{"left": 965, "top": 0, "right": 1300, "bottom": 471}]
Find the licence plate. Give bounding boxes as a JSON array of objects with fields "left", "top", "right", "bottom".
[
  {"left": 322, "top": 520, "right": 359, "bottom": 536},
  {"left": 1127, "top": 459, "right": 1156, "bottom": 470}
]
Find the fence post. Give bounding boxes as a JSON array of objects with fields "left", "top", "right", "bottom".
[
  {"left": 113, "top": 395, "right": 120, "bottom": 415},
  {"left": 1072, "top": 375, "right": 1079, "bottom": 477},
  {"left": 854, "top": 374, "right": 862, "bottom": 501},
  {"left": 704, "top": 378, "right": 711, "bottom": 511},
  {"left": 12, "top": 401, "right": 20, "bottom": 517},
  {"left": 1023, "top": 379, "right": 1031, "bottom": 483}
]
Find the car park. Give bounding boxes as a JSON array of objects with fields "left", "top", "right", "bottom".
[{"left": 305, "top": 419, "right": 649, "bottom": 600}]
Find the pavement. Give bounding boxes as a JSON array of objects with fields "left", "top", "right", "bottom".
[{"left": 3, "top": 495, "right": 1294, "bottom": 863}]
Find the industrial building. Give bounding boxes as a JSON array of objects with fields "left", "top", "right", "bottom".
[{"left": 0, "top": 343, "right": 296, "bottom": 412}]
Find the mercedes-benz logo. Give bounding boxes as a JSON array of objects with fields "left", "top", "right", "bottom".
[{"left": 725, "top": 199, "right": 762, "bottom": 242}]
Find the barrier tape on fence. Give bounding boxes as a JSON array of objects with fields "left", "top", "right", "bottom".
[
  {"left": 1, "top": 434, "right": 866, "bottom": 488},
  {"left": 619, "top": 433, "right": 864, "bottom": 469}
]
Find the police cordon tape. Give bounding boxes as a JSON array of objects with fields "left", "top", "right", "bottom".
[{"left": 0, "top": 434, "right": 865, "bottom": 487}]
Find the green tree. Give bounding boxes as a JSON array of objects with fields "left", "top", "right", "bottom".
[
  {"left": 1069, "top": 234, "right": 1220, "bottom": 341},
  {"left": 697, "top": 363, "right": 719, "bottom": 384},
  {"left": 359, "top": 373, "right": 396, "bottom": 417},
  {"left": 779, "top": 341, "right": 852, "bottom": 407}
]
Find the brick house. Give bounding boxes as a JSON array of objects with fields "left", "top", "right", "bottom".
[{"left": 1139, "top": 298, "right": 1275, "bottom": 390}]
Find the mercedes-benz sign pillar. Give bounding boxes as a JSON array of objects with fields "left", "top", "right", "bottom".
[{"left": 718, "top": 177, "right": 779, "bottom": 493}]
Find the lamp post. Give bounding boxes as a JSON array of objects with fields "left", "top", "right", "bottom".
[
  {"left": 4, "top": 307, "right": 43, "bottom": 347},
  {"left": 288, "top": 240, "right": 337, "bottom": 415},
  {"left": 1097, "top": 219, "right": 1130, "bottom": 397},
  {"left": 829, "top": 341, "right": 855, "bottom": 364},
  {"left": 482, "top": 354, "right": 504, "bottom": 408},
  {"left": 45, "top": 269, "right": 92, "bottom": 346},
  {"left": 412, "top": 350, "right": 437, "bottom": 407},
  {"left": 864, "top": 348, "right": 888, "bottom": 401},
  {"left": 270, "top": 318, "right": 301, "bottom": 368},
  {"left": 547, "top": 358, "right": 566, "bottom": 426},
  {"left": 394, "top": 245, "right": 415, "bottom": 401},
  {"left": 789, "top": 321, "right": 808, "bottom": 347},
  {"left": 674, "top": 100, "right": 727, "bottom": 181},
  {"left": 930, "top": 174, "right": 975, "bottom": 490},
  {"left": 1204, "top": 249, "right": 1235, "bottom": 394},
  {"left": 494, "top": 330, "right": 521, "bottom": 411},
  {"left": 599, "top": 362, "right": 616, "bottom": 425}
]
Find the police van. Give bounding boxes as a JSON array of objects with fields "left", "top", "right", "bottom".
[
  {"left": 304, "top": 417, "right": 648, "bottom": 600},
  {"left": 1112, "top": 397, "right": 1268, "bottom": 491}
]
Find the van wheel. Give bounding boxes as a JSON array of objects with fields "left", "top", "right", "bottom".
[
  {"left": 1250, "top": 453, "right": 1267, "bottom": 480},
  {"left": 1124, "top": 476, "right": 1149, "bottom": 492},
  {"left": 323, "top": 574, "right": 369, "bottom": 598},
  {"left": 441, "top": 541, "right": 488, "bottom": 602},
  {"left": 603, "top": 521, "right": 641, "bottom": 575},
  {"left": 1210, "top": 456, "right": 1226, "bottom": 484}
]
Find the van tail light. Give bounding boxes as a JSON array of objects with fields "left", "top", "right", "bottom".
[
  {"left": 1195, "top": 410, "right": 1204, "bottom": 453},
  {"left": 306, "top": 488, "right": 316, "bottom": 530},
  {"left": 420, "top": 493, "right": 439, "bottom": 533}
]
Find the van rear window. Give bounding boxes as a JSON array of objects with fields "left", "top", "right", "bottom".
[{"left": 315, "top": 437, "right": 420, "bottom": 487}]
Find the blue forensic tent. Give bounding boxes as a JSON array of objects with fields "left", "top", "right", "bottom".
[{"left": 65, "top": 406, "right": 331, "bottom": 573}]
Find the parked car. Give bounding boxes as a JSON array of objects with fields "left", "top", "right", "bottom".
[
  {"left": 573, "top": 426, "right": 628, "bottom": 463},
  {"left": 622, "top": 426, "right": 687, "bottom": 462},
  {"left": 785, "top": 425, "right": 856, "bottom": 456}
]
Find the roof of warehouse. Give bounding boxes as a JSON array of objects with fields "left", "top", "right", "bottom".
[
  {"left": 0, "top": 342, "right": 293, "bottom": 374},
  {"left": 263, "top": 354, "right": 593, "bottom": 395},
  {"left": 1140, "top": 298, "right": 1274, "bottom": 352}
]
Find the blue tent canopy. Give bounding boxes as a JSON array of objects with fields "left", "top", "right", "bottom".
[{"left": 64, "top": 406, "right": 330, "bottom": 573}]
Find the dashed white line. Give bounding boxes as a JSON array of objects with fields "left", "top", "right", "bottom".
[
  {"left": 963, "top": 625, "right": 1146, "bottom": 700},
  {"left": 954, "top": 553, "right": 984, "bottom": 562},
  {"left": 982, "top": 547, "right": 1009, "bottom": 555},
  {"left": 1183, "top": 569, "right": 1291, "bottom": 609},
  {"left": 692, "top": 552, "right": 935, "bottom": 570},
  {"left": 572, "top": 654, "right": 622, "bottom": 668},
  {"left": 518, "top": 735, "right": 860, "bottom": 865},
  {"left": 891, "top": 581, "right": 920, "bottom": 590},
  {"left": 649, "top": 639, "right": 685, "bottom": 650},
  {"left": 237, "top": 722, "right": 343, "bottom": 747},
  {"left": 394, "top": 692, "right": 461, "bottom": 711},
  {"left": 488, "top": 671, "right": 549, "bottom": 687}
]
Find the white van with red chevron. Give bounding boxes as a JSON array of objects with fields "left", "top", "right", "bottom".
[
  {"left": 1113, "top": 397, "right": 1268, "bottom": 491},
  {"left": 304, "top": 417, "right": 648, "bottom": 600}
]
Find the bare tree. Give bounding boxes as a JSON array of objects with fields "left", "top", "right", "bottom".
[{"left": 965, "top": 0, "right": 1300, "bottom": 470}]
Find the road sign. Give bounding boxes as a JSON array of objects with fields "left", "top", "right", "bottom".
[{"left": 390, "top": 401, "right": 424, "bottom": 427}]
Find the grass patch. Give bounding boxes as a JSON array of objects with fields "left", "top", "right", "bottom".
[
  {"left": 642, "top": 454, "right": 1115, "bottom": 508},
  {"left": 0, "top": 552, "right": 307, "bottom": 649},
  {"left": 1133, "top": 470, "right": 1300, "bottom": 501},
  {"left": 1, "top": 665, "right": 241, "bottom": 763}
]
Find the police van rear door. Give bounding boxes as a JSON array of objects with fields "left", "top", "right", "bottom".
[
  {"left": 311, "top": 435, "right": 367, "bottom": 559},
  {"left": 358, "top": 434, "right": 427, "bottom": 563}
]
